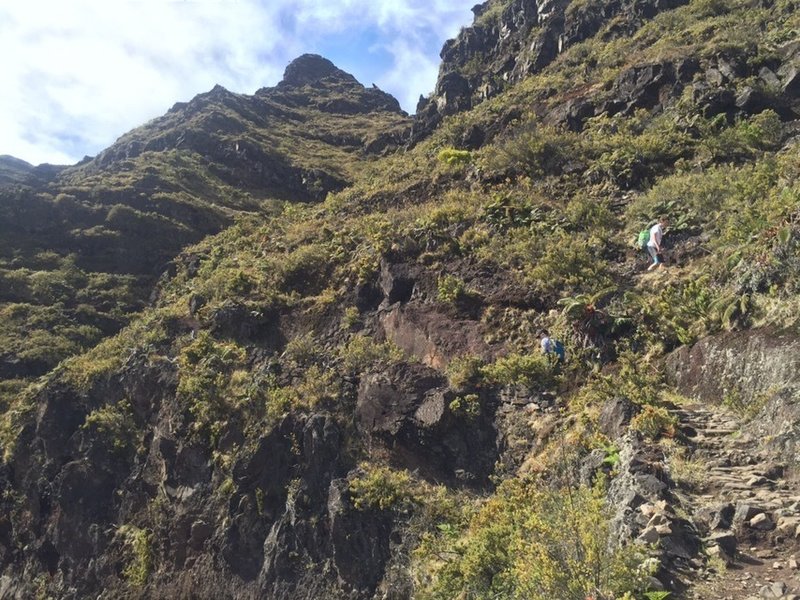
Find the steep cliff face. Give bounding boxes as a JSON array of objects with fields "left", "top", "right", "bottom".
[
  {"left": 0, "top": 309, "right": 505, "bottom": 599},
  {"left": 413, "top": 0, "right": 800, "bottom": 142},
  {"left": 413, "top": 0, "right": 686, "bottom": 137}
]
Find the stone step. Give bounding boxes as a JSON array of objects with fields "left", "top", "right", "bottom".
[{"left": 699, "top": 428, "right": 739, "bottom": 437}]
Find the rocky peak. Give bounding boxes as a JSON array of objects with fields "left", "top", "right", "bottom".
[
  {"left": 0, "top": 155, "right": 33, "bottom": 186},
  {"left": 279, "top": 53, "right": 359, "bottom": 88},
  {"left": 412, "top": 0, "right": 690, "bottom": 141},
  {"left": 262, "top": 54, "right": 405, "bottom": 117}
]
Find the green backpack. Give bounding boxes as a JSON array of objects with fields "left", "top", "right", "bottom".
[{"left": 636, "top": 229, "right": 650, "bottom": 249}]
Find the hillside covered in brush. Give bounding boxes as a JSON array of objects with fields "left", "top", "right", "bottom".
[
  {"left": 0, "top": 54, "right": 409, "bottom": 398},
  {"left": 1, "top": 0, "right": 800, "bottom": 598}
]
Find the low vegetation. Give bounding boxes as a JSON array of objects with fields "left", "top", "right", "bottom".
[{"left": 413, "top": 477, "right": 652, "bottom": 600}]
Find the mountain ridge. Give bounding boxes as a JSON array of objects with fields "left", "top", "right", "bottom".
[{"left": 0, "top": 56, "right": 411, "bottom": 388}]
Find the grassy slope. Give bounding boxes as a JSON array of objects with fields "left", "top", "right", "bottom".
[{"left": 0, "top": 70, "right": 410, "bottom": 402}]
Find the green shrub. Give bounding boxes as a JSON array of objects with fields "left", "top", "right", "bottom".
[
  {"left": 266, "top": 384, "right": 299, "bottom": 422},
  {"left": 626, "top": 277, "right": 719, "bottom": 347},
  {"left": 265, "top": 365, "right": 340, "bottom": 421},
  {"left": 414, "top": 477, "right": 649, "bottom": 599},
  {"left": 283, "top": 332, "right": 320, "bottom": 367},
  {"left": 630, "top": 405, "right": 677, "bottom": 439},
  {"left": 449, "top": 394, "right": 482, "bottom": 419},
  {"left": 225, "top": 269, "right": 255, "bottom": 295},
  {"left": 480, "top": 353, "right": 555, "bottom": 390},
  {"left": 481, "top": 193, "right": 546, "bottom": 231},
  {"left": 338, "top": 334, "right": 404, "bottom": 374},
  {"left": 569, "top": 353, "right": 662, "bottom": 414},
  {"left": 341, "top": 306, "right": 360, "bottom": 329},
  {"left": 177, "top": 331, "right": 248, "bottom": 437},
  {"left": 279, "top": 243, "right": 334, "bottom": 294},
  {"left": 118, "top": 525, "right": 153, "bottom": 587},
  {"left": 482, "top": 122, "right": 583, "bottom": 178},
  {"left": 349, "top": 464, "right": 418, "bottom": 511},
  {"left": 602, "top": 443, "right": 621, "bottom": 468},
  {"left": 445, "top": 355, "right": 486, "bottom": 391},
  {"left": 82, "top": 399, "right": 137, "bottom": 454},
  {"left": 437, "top": 275, "right": 468, "bottom": 304},
  {"left": 698, "top": 110, "right": 782, "bottom": 161},
  {"left": 437, "top": 148, "right": 473, "bottom": 166},
  {"left": 524, "top": 230, "right": 613, "bottom": 297},
  {"left": 565, "top": 194, "right": 617, "bottom": 233}
]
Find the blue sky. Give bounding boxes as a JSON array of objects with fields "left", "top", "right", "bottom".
[{"left": 0, "top": 0, "right": 475, "bottom": 166}]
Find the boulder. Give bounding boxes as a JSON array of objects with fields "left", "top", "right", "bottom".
[
  {"left": 695, "top": 502, "right": 735, "bottom": 531},
  {"left": 327, "top": 479, "right": 393, "bottom": 595},
  {"left": 734, "top": 502, "right": 766, "bottom": 526},
  {"left": 612, "top": 62, "right": 677, "bottom": 111},
  {"left": 599, "top": 397, "right": 641, "bottom": 440},
  {"left": 707, "top": 531, "right": 737, "bottom": 560},
  {"left": 749, "top": 512, "right": 775, "bottom": 531},
  {"left": 356, "top": 362, "right": 498, "bottom": 485},
  {"left": 379, "top": 260, "right": 417, "bottom": 305},
  {"left": 779, "top": 62, "right": 800, "bottom": 96},
  {"left": 759, "top": 581, "right": 788, "bottom": 598}
]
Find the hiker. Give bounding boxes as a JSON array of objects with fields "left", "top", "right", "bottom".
[
  {"left": 540, "top": 329, "right": 565, "bottom": 363},
  {"left": 645, "top": 215, "right": 668, "bottom": 271}
]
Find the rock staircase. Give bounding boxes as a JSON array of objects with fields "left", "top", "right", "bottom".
[{"left": 668, "top": 403, "right": 800, "bottom": 600}]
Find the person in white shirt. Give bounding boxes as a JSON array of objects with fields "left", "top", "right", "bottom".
[
  {"left": 646, "top": 215, "right": 669, "bottom": 271},
  {"left": 540, "top": 329, "right": 565, "bottom": 363}
]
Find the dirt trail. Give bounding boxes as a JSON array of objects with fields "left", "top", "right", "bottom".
[{"left": 669, "top": 402, "right": 800, "bottom": 599}]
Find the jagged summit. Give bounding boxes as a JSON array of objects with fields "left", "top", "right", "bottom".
[
  {"left": 279, "top": 53, "right": 359, "bottom": 88},
  {"left": 259, "top": 54, "right": 404, "bottom": 115},
  {"left": 69, "top": 53, "right": 409, "bottom": 203}
]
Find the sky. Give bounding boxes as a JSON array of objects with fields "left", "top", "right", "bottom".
[{"left": 0, "top": 0, "right": 475, "bottom": 166}]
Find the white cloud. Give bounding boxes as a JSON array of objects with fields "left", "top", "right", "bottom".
[
  {"left": 375, "top": 37, "right": 443, "bottom": 112},
  {"left": 0, "top": 0, "right": 473, "bottom": 165}
]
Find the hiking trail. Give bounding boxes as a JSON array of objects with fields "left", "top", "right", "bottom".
[{"left": 669, "top": 402, "right": 800, "bottom": 600}]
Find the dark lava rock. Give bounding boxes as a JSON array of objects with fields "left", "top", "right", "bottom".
[
  {"left": 599, "top": 397, "right": 641, "bottom": 440},
  {"left": 279, "top": 54, "right": 359, "bottom": 88},
  {"left": 356, "top": 362, "right": 497, "bottom": 485}
]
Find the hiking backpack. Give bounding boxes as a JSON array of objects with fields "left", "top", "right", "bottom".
[
  {"left": 553, "top": 340, "right": 565, "bottom": 362},
  {"left": 636, "top": 229, "right": 650, "bottom": 249}
]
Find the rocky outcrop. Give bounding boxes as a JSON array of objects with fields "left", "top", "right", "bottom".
[
  {"left": 356, "top": 362, "right": 498, "bottom": 485},
  {"left": 665, "top": 326, "right": 800, "bottom": 459},
  {"left": 380, "top": 304, "right": 493, "bottom": 370},
  {"left": 88, "top": 55, "right": 408, "bottom": 202},
  {"left": 414, "top": 0, "right": 800, "bottom": 142},
  {"left": 597, "top": 433, "right": 700, "bottom": 589},
  {"left": 413, "top": 0, "right": 692, "bottom": 140},
  {"left": 0, "top": 358, "right": 393, "bottom": 598},
  {"left": 665, "top": 326, "right": 800, "bottom": 408},
  {"left": 276, "top": 54, "right": 403, "bottom": 115},
  {"left": 0, "top": 338, "right": 504, "bottom": 598}
]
